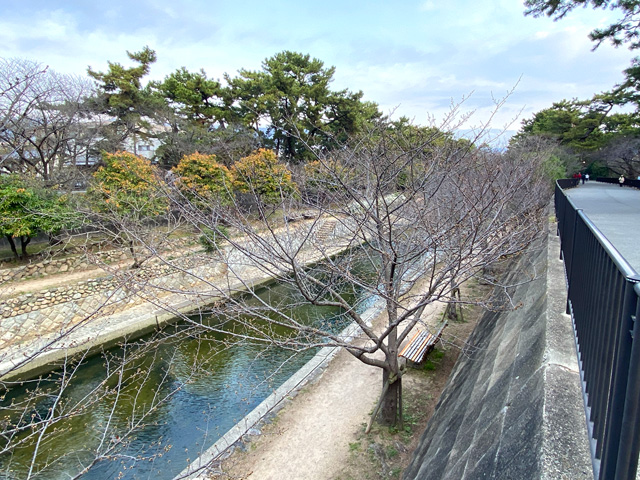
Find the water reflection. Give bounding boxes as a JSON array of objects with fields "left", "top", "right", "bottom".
[{"left": 0, "top": 265, "right": 374, "bottom": 480}]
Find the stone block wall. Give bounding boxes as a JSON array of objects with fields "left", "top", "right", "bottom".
[
  {"left": 1, "top": 252, "right": 220, "bottom": 318},
  {"left": 0, "top": 238, "right": 196, "bottom": 284},
  {"left": 0, "top": 255, "right": 227, "bottom": 352}
]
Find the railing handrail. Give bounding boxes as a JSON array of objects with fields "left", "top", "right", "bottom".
[
  {"left": 576, "top": 209, "right": 640, "bottom": 281},
  {"left": 595, "top": 177, "right": 640, "bottom": 189},
  {"left": 555, "top": 179, "right": 640, "bottom": 480}
]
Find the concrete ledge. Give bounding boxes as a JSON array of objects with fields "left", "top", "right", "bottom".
[{"left": 541, "top": 233, "right": 591, "bottom": 479}]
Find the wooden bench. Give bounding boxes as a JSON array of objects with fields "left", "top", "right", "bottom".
[{"left": 399, "top": 322, "right": 447, "bottom": 365}]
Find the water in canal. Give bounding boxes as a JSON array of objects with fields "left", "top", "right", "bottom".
[{"left": 0, "top": 261, "right": 377, "bottom": 479}]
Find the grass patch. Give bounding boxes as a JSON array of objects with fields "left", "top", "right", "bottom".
[{"left": 421, "top": 348, "right": 445, "bottom": 372}]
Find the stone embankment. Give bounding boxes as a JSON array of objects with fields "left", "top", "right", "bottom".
[
  {"left": 0, "top": 253, "right": 96, "bottom": 284},
  {"left": 0, "top": 255, "right": 228, "bottom": 380},
  {"left": 1, "top": 252, "right": 218, "bottom": 318},
  {"left": 0, "top": 218, "right": 348, "bottom": 380},
  {"left": 0, "top": 237, "right": 194, "bottom": 284}
]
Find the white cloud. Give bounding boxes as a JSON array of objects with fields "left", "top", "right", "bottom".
[
  {"left": 419, "top": 1, "right": 437, "bottom": 11},
  {"left": 0, "top": 0, "right": 635, "bottom": 131},
  {"left": 534, "top": 31, "right": 551, "bottom": 40}
]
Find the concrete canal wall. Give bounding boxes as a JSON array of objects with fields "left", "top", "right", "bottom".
[{"left": 0, "top": 218, "right": 352, "bottom": 380}]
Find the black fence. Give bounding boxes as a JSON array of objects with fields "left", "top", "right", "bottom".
[
  {"left": 555, "top": 181, "right": 640, "bottom": 480},
  {"left": 596, "top": 177, "right": 640, "bottom": 189}
]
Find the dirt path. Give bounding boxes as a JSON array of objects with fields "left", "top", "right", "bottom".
[
  {"left": 0, "top": 218, "right": 321, "bottom": 298},
  {"left": 223, "top": 347, "right": 380, "bottom": 480},
  {"left": 1, "top": 267, "right": 110, "bottom": 297},
  {"left": 216, "top": 297, "right": 478, "bottom": 480}
]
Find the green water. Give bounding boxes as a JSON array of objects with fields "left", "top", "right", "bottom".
[{"left": 0, "top": 265, "right": 377, "bottom": 479}]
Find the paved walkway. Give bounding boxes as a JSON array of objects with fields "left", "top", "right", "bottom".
[{"left": 565, "top": 181, "right": 640, "bottom": 273}]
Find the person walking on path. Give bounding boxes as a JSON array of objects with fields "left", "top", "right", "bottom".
[
  {"left": 619, "top": 175, "right": 625, "bottom": 187},
  {"left": 585, "top": 173, "right": 589, "bottom": 182}
]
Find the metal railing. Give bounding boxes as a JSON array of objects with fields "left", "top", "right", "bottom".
[
  {"left": 555, "top": 181, "right": 640, "bottom": 480},
  {"left": 596, "top": 177, "right": 640, "bottom": 189}
]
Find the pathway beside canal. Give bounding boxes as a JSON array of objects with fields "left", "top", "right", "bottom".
[
  {"left": 0, "top": 216, "right": 485, "bottom": 479},
  {"left": 215, "top": 277, "right": 482, "bottom": 480}
]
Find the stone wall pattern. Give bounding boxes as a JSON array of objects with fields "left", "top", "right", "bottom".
[
  {"left": 0, "top": 238, "right": 195, "bottom": 283},
  {"left": 0, "top": 256, "right": 226, "bottom": 352}
]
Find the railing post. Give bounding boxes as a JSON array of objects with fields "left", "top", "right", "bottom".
[
  {"left": 599, "top": 278, "right": 638, "bottom": 479},
  {"left": 611, "top": 282, "right": 640, "bottom": 479},
  {"left": 559, "top": 187, "right": 568, "bottom": 258},
  {"left": 565, "top": 208, "right": 582, "bottom": 315}
]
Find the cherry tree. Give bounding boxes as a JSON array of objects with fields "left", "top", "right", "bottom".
[{"left": 163, "top": 117, "right": 551, "bottom": 426}]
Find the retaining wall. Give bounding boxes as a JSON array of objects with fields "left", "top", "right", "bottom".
[
  {"left": 404, "top": 232, "right": 592, "bottom": 479},
  {"left": 1, "top": 252, "right": 217, "bottom": 319},
  {"left": 0, "top": 256, "right": 227, "bottom": 380},
  {"left": 0, "top": 237, "right": 195, "bottom": 283}
]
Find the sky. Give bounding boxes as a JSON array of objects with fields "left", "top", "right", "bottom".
[{"left": 0, "top": 0, "right": 634, "bottom": 140}]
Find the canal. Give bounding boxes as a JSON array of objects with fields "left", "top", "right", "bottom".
[{"left": 0, "top": 258, "right": 377, "bottom": 479}]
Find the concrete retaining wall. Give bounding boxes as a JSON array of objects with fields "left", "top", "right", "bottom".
[
  {"left": 1, "top": 252, "right": 218, "bottom": 318},
  {"left": 0, "top": 258, "right": 227, "bottom": 380},
  {"left": 403, "top": 232, "right": 592, "bottom": 479}
]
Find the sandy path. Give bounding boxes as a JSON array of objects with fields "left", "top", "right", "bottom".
[
  {"left": 222, "top": 300, "right": 446, "bottom": 480},
  {"left": 227, "top": 347, "right": 380, "bottom": 479},
  {"left": 1, "top": 266, "right": 107, "bottom": 297}
]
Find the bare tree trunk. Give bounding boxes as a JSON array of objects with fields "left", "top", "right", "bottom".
[
  {"left": 380, "top": 368, "right": 402, "bottom": 426},
  {"left": 446, "top": 280, "right": 463, "bottom": 322},
  {"left": 129, "top": 239, "right": 140, "bottom": 269}
]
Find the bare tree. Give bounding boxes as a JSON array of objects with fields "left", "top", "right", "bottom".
[
  {"left": 160, "top": 117, "right": 551, "bottom": 427},
  {"left": 0, "top": 326, "right": 217, "bottom": 480},
  {"left": 0, "top": 111, "right": 551, "bottom": 478},
  {"left": 596, "top": 134, "right": 640, "bottom": 178},
  {"left": 0, "top": 57, "right": 95, "bottom": 184},
  {"left": 0, "top": 59, "right": 47, "bottom": 130}
]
